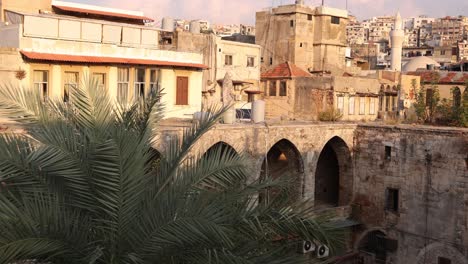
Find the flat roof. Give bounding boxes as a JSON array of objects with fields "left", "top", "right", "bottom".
[
  {"left": 20, "top": 51, "right": 207, "bottom": 69},
  {"left": 52, "top": 0, "right": 153, "bottom": 22}
]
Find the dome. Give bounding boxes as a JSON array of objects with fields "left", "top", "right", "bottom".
[{"left": 402, "top": 56, "right": 440, "bottom": 72}]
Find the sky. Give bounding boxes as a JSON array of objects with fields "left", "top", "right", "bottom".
[{"left": 68, "top": 0, "right": 468, "bottom": 25}]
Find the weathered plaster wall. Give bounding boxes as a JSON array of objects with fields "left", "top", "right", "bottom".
[{"left": 353, "top": 125, "right": 468, "bottom": 264}]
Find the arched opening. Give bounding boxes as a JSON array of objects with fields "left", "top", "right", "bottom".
[
  {"left": 358, "top": 230, "right": 388, "bottom": 263},
  {"left": 203, "top": 142, "right": 238, "bottom": 161},
  {"left": 148, "top": 147, "right": 162, "bottom": 170},
  {"left": 314, "top": 136, "right": 352, "bottom": 208},
  {"left": 260, "top": 139, "right": 304, "bottom": 205}
]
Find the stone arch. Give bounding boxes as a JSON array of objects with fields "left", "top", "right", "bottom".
[
  {"left": 415, "top": 242, "right": 468, "bottom": 264},
  {"left": 314, "top": 136, "right": 353, "bottom": 207},
  {"left": 202, "top": 141, "right": 239, "bottom": 160},
  {"left": 259, "top": 139, "right": 304, "bottom": 204},
  {"left": 355, "top": 229, "right": 388, "bottom": 263}
]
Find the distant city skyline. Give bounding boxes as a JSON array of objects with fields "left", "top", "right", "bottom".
[{"left": 67, "top": 0, "right": 468, "bottom": 25}]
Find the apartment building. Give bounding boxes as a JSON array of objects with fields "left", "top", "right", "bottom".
[
  {"left": 432, "top": 16, "right": 468, "bottom": 45},
  {"left": 0, "top": 0, "right": 207, "bottom": 119}
]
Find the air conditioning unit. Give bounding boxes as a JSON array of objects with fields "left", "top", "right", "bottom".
[
  {"left": 299, "top": 240, "right": 316, "bottom": 254},
  {"left": 316, "top": 244, "right": 330, "bottom": 259}
]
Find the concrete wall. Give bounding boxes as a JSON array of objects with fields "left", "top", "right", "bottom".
[
  {"left": 353, "top": 125, "right": 468, "bottom": 264},
  {"left": 160, "top": 68, "right": 203, "bottom": 119},
  {"left": 0, "top": 24, "right": 20, "bottom": 48}
]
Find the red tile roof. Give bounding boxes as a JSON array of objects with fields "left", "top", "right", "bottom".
[
  {"left": 406, "top": 71, "right": 468, "bottom": 85},
  {"left": 261, "top": 61, "right": 311, "bottom": 79},
  {"left": 20, "top": 51, "right": 208, "bottom": 69},
  {"left": 52, "top": 4, "right": 154, "bottom": 22}
]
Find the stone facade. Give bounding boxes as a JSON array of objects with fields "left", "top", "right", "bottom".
[
  {"left": 155, "top": 122, "right": 468, "bottom": 263},
  {"left": 255, "top": 4, "right": 348, "bottom": 74},
  {"left": 353, "top": 125, "right": 468, "bottom": 264}
]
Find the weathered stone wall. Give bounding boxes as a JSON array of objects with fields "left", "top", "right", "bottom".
[
  {"left": 155, "top": 122, "right": 356, "bottom": 202},
  {"left": 353, "top": 124, "right": 468, "bottom": 264},
  {"left": 155, "top": 121, "right": 468, "bottom": 263}
]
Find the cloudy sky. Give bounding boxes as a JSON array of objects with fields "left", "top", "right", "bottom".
[{"left": 69, "top": 0, "right": 468, "bottom": 25}]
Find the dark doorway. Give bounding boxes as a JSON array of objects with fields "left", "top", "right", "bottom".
[
  {"left": 358, "top": 231, "right": 388, "bottom": 263},
  {"left": 315, "top": 141, "right": 340, "bottom": 206},
  {"left": 260, "top": 139, "right": 303, "bottom": 205},
  {"left": 314, "top": 137, "right": 352, "bottom": 207}
]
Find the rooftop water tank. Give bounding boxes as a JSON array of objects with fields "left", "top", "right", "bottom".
[
  {"left": 189, "top": 20, "right": 201, "bottom": 34},
  {"left": 251, "top": 100, "right": 265, "bottom": 123},
  {"left": 161, "top": 17, "right": 175, "bottom": 32}
]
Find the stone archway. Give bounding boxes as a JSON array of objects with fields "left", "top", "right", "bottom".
[
  {"left": 203, "top": 141, "right": 238, "bottom": 160},
  {"left": 357, "top": 230, "right": 388, "bottom": 263},
  {"left": 259, "top": 139, "right": 304, "bottom": 204},
  {"left": 314, "top": 136, "right": 353, "bottom": 208},
  {"left": 415, "top": 243, "right": 468, "bottom": 264}
]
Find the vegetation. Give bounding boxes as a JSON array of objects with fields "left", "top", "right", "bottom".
[
  {"left": 412, "top": 77, "right": 468, "bottom": 127},
  {"left": 0, "top": 78, "right": 344, "bottom": 264},
  {"left": 319, "top": 108, "right": 343, "bottom": 122}
]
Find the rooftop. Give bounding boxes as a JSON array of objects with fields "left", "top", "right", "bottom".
[
  {"left": 261, "top": 61, "right": 312, "bottom": 79},
  {"left": 406, "top": 71, "right": 468, "bottom": 84}
]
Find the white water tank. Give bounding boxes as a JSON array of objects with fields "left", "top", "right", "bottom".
[
  {"left": 189, "top": 20, "right": 201, "bottom": 34},
  {"left": 223, "top": 108, "right": 236, "bottom": 124},
  {"left": 162, "top": 17, "right": 175, "bottom": 32},
  {"left": 251, "top": 100, "right": 265, "bottom": 123}
]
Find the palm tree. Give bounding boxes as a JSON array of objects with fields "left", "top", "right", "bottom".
[{"left": 0, "top": 77, "right": 344, "bottom": 264}]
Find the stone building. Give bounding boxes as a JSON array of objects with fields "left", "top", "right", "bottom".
[
  {"left": 255, "top": 2, "right": 348, "bottom": 74},
  {"left": 260, "top": 61, "right": 387, "bottom": 122},
  {"left": 155, "top": 121, "right": 468, "bottom": 264}
]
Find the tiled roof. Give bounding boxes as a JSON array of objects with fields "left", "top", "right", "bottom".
[
  {"left": 20, "top": 51, "right": 208, "bottom": 69},
  {"left": 261, "top": 61, "right": 311, "bottom": 79},
  {"left": 52, "top": 4, "right": 154, "bottom": 21},
  {"left": 406, "top": 71, "right": 468, "bottom": 84}
]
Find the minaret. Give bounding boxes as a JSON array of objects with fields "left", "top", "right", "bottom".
[{"left": 390, "top": 12, "right": 404, "bottom": 71}]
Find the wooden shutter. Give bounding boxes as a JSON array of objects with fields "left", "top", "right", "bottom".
[{"left": 176, "top": 76, "right": 189, "bottom": 105}]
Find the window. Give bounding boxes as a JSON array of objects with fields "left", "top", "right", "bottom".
[
  {"left": 440, "top": 50, "right": 446, "bottom": 55},
  {"left": 150, "top": 69, "right": 161, "bottom": 96},
  {"left": 385, "top": 188, "right": 399, "bottom": 212},
  {"left": 225, "top": 55, "right": 233, "bottom": 66},
  {"left": 308, "top": 14, "right": 312, "bottom": 21},
  {"left": 247, "top": 56, "right": 255, "bottom": 67},
  {"left": 359, "top": 97, "right": 366, "bottom": 115},
  {"left": 385, "top": 146, "right": 392, "bottom": 160},
  {"left": 92, "top": 73, "right": 105, "bottom": 90},
  {"left": 370, "top": 97, "right": 376, "bottom": 115},
  {"left": 331, "top": 16, "right": 340, "bottom": 25},
  {"left": 270, "top": 57, "right": 273, "bottom": 65},
  {"left": 269, "top": 81, "right": 277, "bottom": 96},
  {"left": 279, "top": 81, "right": 287, "bottom": 96},
  {"left": 438, "top": 257, "right": 452, "bottom": 264},
  {"left": 176, "top": 76, "right": 189, "bottom": 105},
  {"left": 33, "top": 70, "right": 48, "bottom": 101},
  {"left": 290, "top": 20, "right": 294, "bottom": 27},
  {"left": 117, "top": 68, "right": 129, "bottom": 103},
  {"left": 337, "top": 96, "right": 344, "bottom": 113},
  {"left": 135, "top": 68, "right": 146, "bottom": 100},
  {"left": 349, "top": 96, "right": 355, "bottom": 115},
  {"left": 63, "top": 72, "right": 78, "bottom": 103}
]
